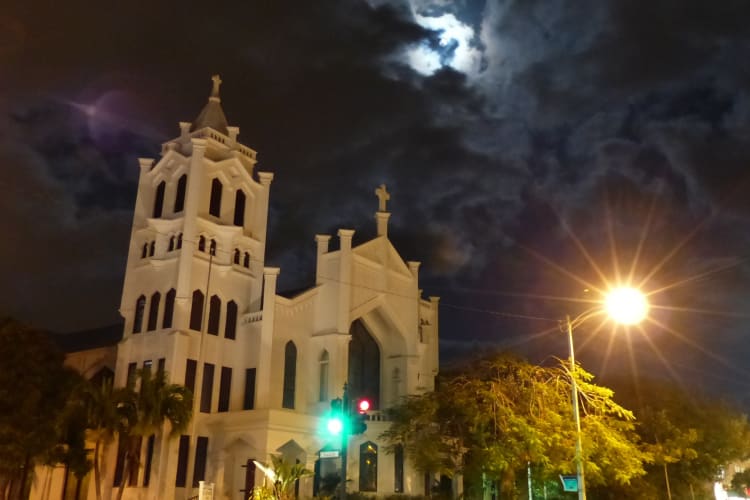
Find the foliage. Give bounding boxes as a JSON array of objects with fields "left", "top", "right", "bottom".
[
  {"left": 382, "top": 353, "right": 650, "bottom": 498},
  {"left": 593, "top": 380, "right": 750, "bottom": 499},
  {"left": 252, "top": 454, "right": 312, "bottom": 500},
  {"left": 114, "top": 367, "right": 193, "bottom": 500},
  {"left": 731, "top": 469, "right": 750, "bottom": 498},
  {"left": 80, "top": 375, "right": 132, "bottom": 500},
  {"left": 0, "top": 317, "right": 84, "bottom": 500}
]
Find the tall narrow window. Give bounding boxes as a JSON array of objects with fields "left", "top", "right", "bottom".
[
  {"left": 209, "top": 239, "right": 217, "bottom": 256},
  {"left": 243, "top": 368, "right": 256, "bottom": 410},
  {"left": 209, "top": 178, "right": 222, "bottom": 217},
  {"left": 225, "top": 301, "right": 237, "bottom": 340},
  {"left": 177, "top": 233, "right": 183, "bottom": 249},
  {"left": 133, "top": 295, "right": 146, "bottom": 333},
  {"left": 234, "top": 190, "right": 246, "bottom": 226},
  {"left": 200, "top": 363, "right": 214, "bottom": 413},
  {"left": 233, "top": 249, "right": 240, "bottom": 265},
  {"left": 185, "top": 359, "right": 197, "bottom": 394},
  {"left": 218, "top": 366, "right": 232, "bottom": 412},
  {"left": 207, "top": 295, "right": 221, "bottom": 335},
  {"left": 149, "top": 241, "right": 155, "bottom": 257},
  {"left": 190, "top": 290, "right": 204, "bottom": 331},
  {"left": 193, "top": 437, "right": 209, "bottom": 487},
  {"left": 128, "top": 437, "right": 142, "bottom": 485},
  {"left": 147, "top": 292, "right": 160, "bottom": 331},
  {"left": 174, "top": 174, "right": 187, "bottom": 213},
  {"left": 163, "top": 289, "right": 176, "bottom": 328},
  {"left": 319, "top": 350, "right": 329, "bottom": 402},
  {"left": 168, "top": 236, "right": 175, "bottom": 252},
  {"left": 127, "top": 362, "right": 138, "bottom": 388},
  {"left": 153, "top": 181, "right": 165, "bottom": 218},
  {"left": 198, "top": 235, "right": 206, "bottom": 252},
  {"left": 359, "top": 442, "right": 378, "bottom": 492},
  {"left": 394, "top": 444, "right": 404, "bottom": 493},
  {"left": 282, "top": 341, "right": 297, "bottom": 409},
  {"left": 141, "top": 243, "right": 148, "bottom": 258},
  {"left": 175, "top": 435, "right": 190, "bottom": 487},
  {"left": 243, "top": 252, "right": 250, "bottom": 268},
  {"left": 143, "top": 434, "right": 156, "bottom": 486}
]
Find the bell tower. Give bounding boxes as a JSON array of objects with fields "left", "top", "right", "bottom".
[{"left": 113, "top": 76, "right": 274, "bottom": 499}]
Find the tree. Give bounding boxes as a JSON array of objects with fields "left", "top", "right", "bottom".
[
  {"left": 81, "top": 376, "right": 131, "bottom": 500},
  {"left": 114, "top": 368, "right": 192, "bottom": 500},
  {"left": 0, "top": 317, "right": 83, "bottom": 500},
  {"left": 252, "top": 455, "right": 312, "bottom": 500},
  {"left": 597, "top": 380, "right": 750, "bottom": 499},
  {"left": 382, "top": 354, "right": 650, "bottom": 499}
]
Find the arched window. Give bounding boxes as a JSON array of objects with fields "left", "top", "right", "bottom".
[
  {"left": 282, "top": 341, "right": 297, "bottom": 409},
  {"left": 225, "top": 301, "right": 237, "bottom": 340},
  {"left": 243, "top": 252, "right": 250, "bottom": 268},
  {"left": 174, "top": 174, "right": 187, "bottom": 213},
  {"left": 234, "top": 190, "right": 246, "bottom": 227},
  {"left": 141, "top": 243, "right": 148, "bottom": 259},
  {"left": 233, "top": 249, "right": 240, "bottom": 265},
  {"left": 168, "top": 236, "right": 175, "bottom": 252},
  {"left": 209, "top": 178, "right": 222, "bottom": 217},
  {"left": 190, "top": 290, "right": 204, "bottom": 331},
  {"left": 147, "top": 292, "right": 161, "bottom": 331},
  {"left": 133, "top": 295, "right": 146, "bottom": 334},
  {"left": 359, "top": 442, "right": 378, "bottom": 492},
  {"left": 208, "top": 295, "right": 221, "bottom": 335},
  {"left": 319, "top": 351, "right": 329, "bottom": 402},
  {"left": 149, "top": 241, "right": 155, "bottom": 257},
  {"left": 153, "top": 181, "right": 165, "bottom": 218},
  {"left": 177, "top": 233, "right": 183, "bottom": 249},
  {"left": 198, "top": 236, "right": 206, "bottom": 252},
  {"left": 163, "top": 289, "right": 176, "bottom": 329},
  {"left": 209, "top": 239, "right": 217, "bottom": 256}
]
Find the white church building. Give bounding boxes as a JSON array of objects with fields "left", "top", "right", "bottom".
[{"left": 32, "top": 76, "right": 439, "bottom": 500}]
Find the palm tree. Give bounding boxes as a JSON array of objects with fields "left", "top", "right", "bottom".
[
  {"left": 115, "top": 368, "right": 192, "bottom": 500},
  {"left": 82, "top": 376, "right": 131, "bottom": 500}
]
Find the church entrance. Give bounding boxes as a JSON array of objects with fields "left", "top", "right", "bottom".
[{"left": 348, "top": 320, "right": 380, "bottom": 409}]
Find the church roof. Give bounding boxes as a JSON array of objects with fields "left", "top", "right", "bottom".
[{"left": 191, "top": 75, "right": 229, "bottom": 135}]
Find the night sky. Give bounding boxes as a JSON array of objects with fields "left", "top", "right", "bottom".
[{"left": 2, "top": 1, "right": 750, "bottom": 402}]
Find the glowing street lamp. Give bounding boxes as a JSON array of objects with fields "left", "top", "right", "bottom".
[{"left": 566, "top": 286, "right": 648, "bottom": 500}]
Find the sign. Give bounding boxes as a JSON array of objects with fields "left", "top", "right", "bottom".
[
  {"left": 559, "top": 475, "right": 579, "bottom": 492},
  {"left": 199, "top": 481, "right": 214, "bottom": 500},
  {"left": 320, "top": 450, "right": 340, "bottom": 458}
]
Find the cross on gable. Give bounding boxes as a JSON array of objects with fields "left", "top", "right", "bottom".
[
  {"left": 375, "top": 184, "right": 390, "bottom": 212},
  {"left": 211, "top": 75, "right": 222, "bottom": 97}
]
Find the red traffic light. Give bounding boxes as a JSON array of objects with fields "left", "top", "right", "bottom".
[{"left": 357, "top": 398, "right": 371, "bottom": 414}]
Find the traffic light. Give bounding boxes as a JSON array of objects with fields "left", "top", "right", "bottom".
[
  {"left": 351, "top": 398, "right": 370, "bottom": 435},
  {"left": 326, "top": 398, "right": 344, "bottom": 436}
]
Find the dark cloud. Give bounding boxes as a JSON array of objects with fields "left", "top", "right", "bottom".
[{"left": 1, "top": 0, "right": 750, "bottom": 400}]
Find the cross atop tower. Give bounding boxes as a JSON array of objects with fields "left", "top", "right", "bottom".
[
  {"left": 375, "top": 184, "right": 390, "bottom": 212},
  {"left": 211, "top": 74, "right": 222, "bottom": 99}
]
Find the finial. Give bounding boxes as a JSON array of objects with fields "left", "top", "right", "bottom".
[
  {"left": 375, "top": 184, "right": 390, "bottom": 212},
  {"left": 210, "top": 74, "right": 222, "bottom": 99}
]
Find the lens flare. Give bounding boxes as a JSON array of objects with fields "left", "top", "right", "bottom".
[{"left": 605, "top": 287, "right": 649, "bottom": 325}]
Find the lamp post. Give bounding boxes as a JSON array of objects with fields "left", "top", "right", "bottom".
[{"left": 565, "top": 286, "right": 649, "bottom": 500}]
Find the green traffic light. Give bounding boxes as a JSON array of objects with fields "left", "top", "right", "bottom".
[{"left": 327, "top": 416, "right": 343, "bottom": 435}]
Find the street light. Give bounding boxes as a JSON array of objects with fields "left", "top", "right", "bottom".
[{"left": 566, "top": 286, "right": 648, "bottom": 500}]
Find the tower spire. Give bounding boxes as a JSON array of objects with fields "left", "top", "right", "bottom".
[{"left": 191, "top": 74, "right": 229, "bottom": 134}]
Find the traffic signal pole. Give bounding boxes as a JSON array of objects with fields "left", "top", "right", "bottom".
[{"left": 339, "top": 383, "right": 349, "bottom": 500}]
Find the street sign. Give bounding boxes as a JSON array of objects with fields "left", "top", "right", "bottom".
[
  {"left": 559, "top": 475, "right": 579, "bottom": 492},
  {"left": 320, "top": 450, "right": 340, "bottom": 458}
]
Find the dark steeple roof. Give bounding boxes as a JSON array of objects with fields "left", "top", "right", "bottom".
[{"left": 191, "top": 74, "right": 229, "bottom": 135}]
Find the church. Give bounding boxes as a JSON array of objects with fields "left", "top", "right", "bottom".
[{"left": 32, "top": 76, "right": 440, "bottom": 500}]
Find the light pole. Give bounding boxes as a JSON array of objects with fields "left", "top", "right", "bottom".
[{"left": 565, "top": 286, "right": 649, "bottom": 500}]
